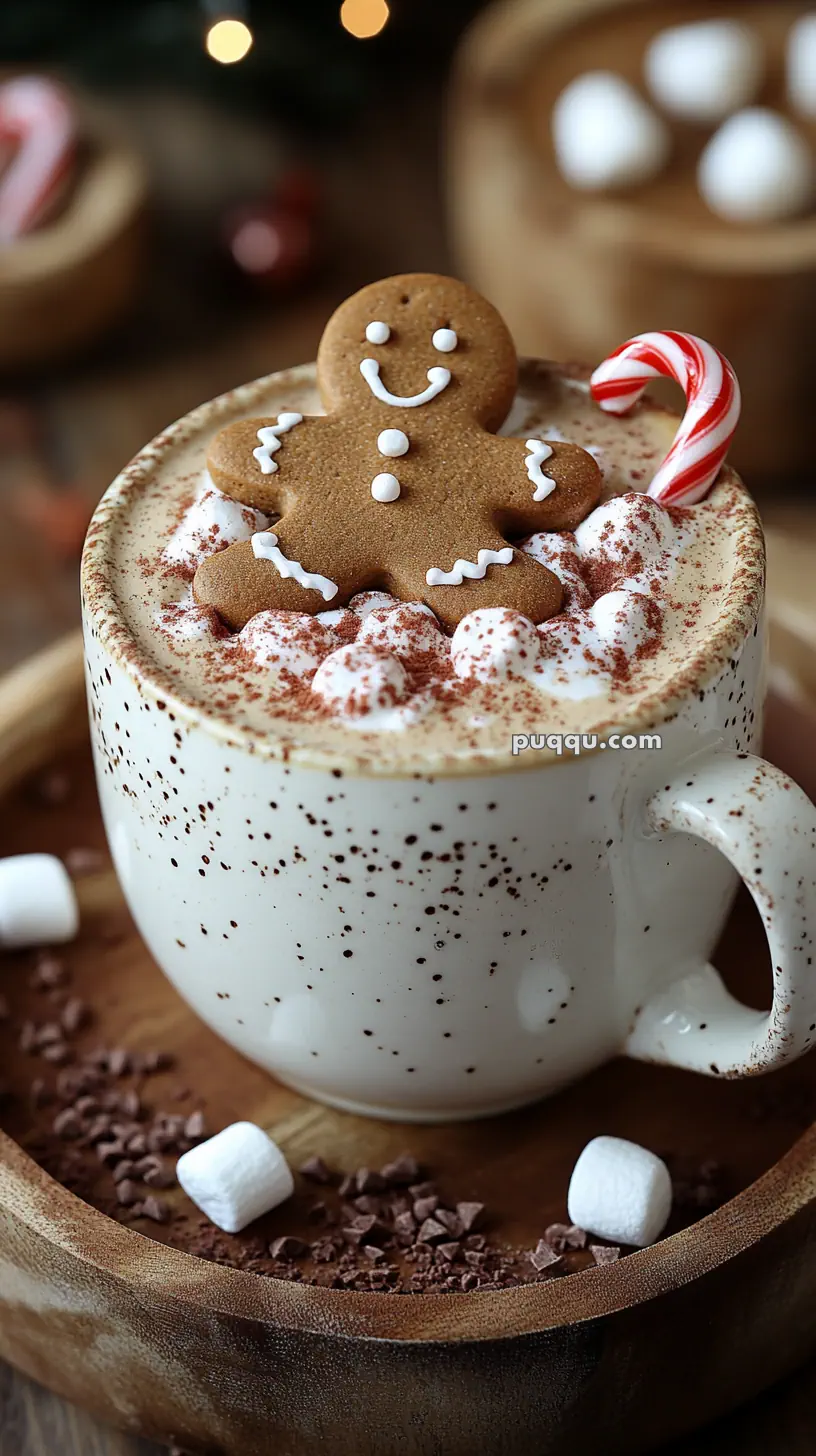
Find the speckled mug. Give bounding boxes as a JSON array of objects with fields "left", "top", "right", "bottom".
[{"left": 82, "top": 476, "right": 816, "bottom": 1124}]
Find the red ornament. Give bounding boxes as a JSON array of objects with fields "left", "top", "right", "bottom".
[
  {"left": 224, "top": 169, "right": 320, "bottom": 288},
  {"left": 275, "top": 166, "right": 321, "bottom": 219},
  {"left": 225, "top": 203, "right": 315, "bottom": 286}
]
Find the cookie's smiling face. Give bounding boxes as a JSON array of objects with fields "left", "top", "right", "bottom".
[{"left": 317, "top": 273, "right": 519, "bottom": 430}]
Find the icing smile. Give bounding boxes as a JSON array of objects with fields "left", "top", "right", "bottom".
[{"left": 360, "top": 357, "right": 451, "bottom": 408}]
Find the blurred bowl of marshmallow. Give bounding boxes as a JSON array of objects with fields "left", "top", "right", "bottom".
[{"left": 449, "top": 0, "right": 816, "bottom": 483}]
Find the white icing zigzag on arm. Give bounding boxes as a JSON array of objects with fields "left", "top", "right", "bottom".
[
  {"left": 360, "top": 358, "right": 451, "bottom": 408},
  {"left": 525, "top": 439, "right": 557, "bottom": 500},
  {"left": 253, "top": 413, "right": 303, "bottom": 474},
  {"left": 251, "top": 532, "right": 339, "bottom": 601},
  {"left": 426, "top": 547, "right": 514, "bottom": 587}
]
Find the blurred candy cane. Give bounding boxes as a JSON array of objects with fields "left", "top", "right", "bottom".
[
  {"left": 0, "top": 77, "right": 76, "bottom": 244},
  {"left": 590, "top": 331, "right": 741, "bottom": 507}
]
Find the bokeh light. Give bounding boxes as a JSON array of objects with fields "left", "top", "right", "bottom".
[
  {"left": 339, "top": 0, "right": 390, "bottom": 41},
  {"left": 231, "top": 218, "right": 282, "bottom": 273},
  {"left": 205, "top": 18, "right": 254, "bottom": 64}
]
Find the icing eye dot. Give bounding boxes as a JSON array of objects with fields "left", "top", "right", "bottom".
[
  {"left": 365, "top": 321, "right": 391, "bottom": 345},
  {"left": 371, "top": 473, "right": 400, "bottom": 502},
  {"left": 432, "top": 327, "right": 458, "bottom": 353},
  {"left": 377, "top": 429, "right": 409, "bottom": 458}
]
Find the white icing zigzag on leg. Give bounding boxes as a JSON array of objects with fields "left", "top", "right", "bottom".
[
  {"left": 426, "top": 547, "right": 514, "bottom": 587},
  {"left": 251, "top": 532, "right": 339, "bottom": 601}
]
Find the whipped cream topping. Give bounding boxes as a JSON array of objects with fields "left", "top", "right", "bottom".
[
  {"left": 153, "top": 488, "right": 683, "bottom": 725},
  {"left": 156, "top": 587, "right": 217, "bottom": 642}
]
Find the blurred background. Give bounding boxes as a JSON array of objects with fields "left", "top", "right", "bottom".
[
  {"left": 0, "top": 0, "right": 483, "bottom": 672},
  {"left": 1, "top": 0, "right": 815, "bottom": 690}
]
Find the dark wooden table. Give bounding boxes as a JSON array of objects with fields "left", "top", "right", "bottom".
[
  {"left": 1, "top": 82, "right": 815, "bottom": 1456},
  {"left": 4, "top": 1349, "right": 816, "bottom": 1456}
]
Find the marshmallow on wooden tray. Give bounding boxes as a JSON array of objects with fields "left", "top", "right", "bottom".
[
  {"left": 176, "top": 1121, "right": 294, "bottom": 1233},
  {"left": 645, "top": 20, "right": 764, "bottom": 125},
  {"left": 698, "top": 108, "right": 813, "bottom": 223},
  {"left": 552, "top": 72, "right": 670, "bottom": 191},
  {"left": 788, "top": 14, "right": 816, "bottom": 119},
  {"left": 567, "top": 1136, "right": 672, "bottom": 1248},
  {"left": 0, "top": 854, "right": 79, "bottom": 950}
]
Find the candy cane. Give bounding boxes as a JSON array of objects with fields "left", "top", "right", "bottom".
[
  {"left": 590, "top": 331, "right": 741, "bottom": 507},
  {"left": 0, "top": 77, "right": 76, "bottom": 244}
]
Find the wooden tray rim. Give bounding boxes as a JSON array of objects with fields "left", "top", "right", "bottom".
[{"left": 2, "top": 633, "right": 815, "bottom": 1345}]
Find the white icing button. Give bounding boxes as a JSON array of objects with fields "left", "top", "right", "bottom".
[
  {"left": 432, "top": 327, "right": 458, "bottom": 353},
  {"left": 365, "top": 320, "right": 391, "bottom": 345},
  {"left": 371, "top": 472, "right": 401, "bottom": 502},
  {"left": 377, "top": 428, "right": 409, "bottom": 458}
]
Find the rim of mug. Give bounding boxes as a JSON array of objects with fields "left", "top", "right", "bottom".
[{"left": 80, "top": 361, "right": 766, "bottom": 780}]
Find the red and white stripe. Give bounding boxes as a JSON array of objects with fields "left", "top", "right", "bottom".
[
  {"left": 0, "top": 77, "right": 76, "bottom": 244},
  {"left": 589, "top": 331, "right": 741, "bottom": 507}
]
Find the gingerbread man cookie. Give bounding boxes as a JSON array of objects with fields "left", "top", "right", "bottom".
[{"left": 193, "top": 274, "right": 601, "bottom": 631}]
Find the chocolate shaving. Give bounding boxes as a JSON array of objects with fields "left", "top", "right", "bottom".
[
  {"left": 380, "top": 1154, "right": 420, "bottom": 1186},
  {"left": 529, "top": 1239, "right": 562, "bottom": 1272},
  {"left": 299, "top": 1155, "right": 332, "bottom": 1184},
  {"left": 270, "top": 1236, "right": 308, "bottom": 1261},
  {"left": 589, "top": 1245, "right": 620, "bottom": 1266}
]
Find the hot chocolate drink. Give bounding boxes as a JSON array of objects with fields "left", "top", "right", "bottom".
[
  {"left": 83, "top": 277, "right": 816, "bottom": 1123},
  {"left": 85, "top": 351, "right": 756, "bottom": 776}
]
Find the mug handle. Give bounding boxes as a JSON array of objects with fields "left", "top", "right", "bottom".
[{"left": 626, "top": 748, "right": 816, "bottom": 1077}]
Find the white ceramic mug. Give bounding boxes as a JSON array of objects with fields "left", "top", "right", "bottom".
[{"left": 81, "top": 428, "right": 816, "bottom": 1124}]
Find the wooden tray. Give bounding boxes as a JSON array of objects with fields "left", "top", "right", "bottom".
[{"left": 2, "top": 632, "right": 816, "bottom": 1456}]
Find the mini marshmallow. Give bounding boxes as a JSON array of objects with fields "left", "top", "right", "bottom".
[
  {"left": 534, "top": 612, "right": 609, "bottom": 700},
  {"left": 163, "top": 478, "right": 267, "bottom": 571},
  {"left": 574, "top": 493, "right": 675, "bottom": 576},
  {"left": 0, "top": 854, "right": 79, "bottom": 950},
  {"left": 552, "top": 71, "right": 670, "bottom": 191},
  {"left": 788, "top": 14, "right": 816, "bottom": 119},
  {"left": 590, "top": 590, "right": 661, "bottom": 656},
  {"left": 348, "top": 590, "right": 400, "bottom": 620},
  {"left": 645, "top": 20, "right": 764, "bottom": 125},
  {"left": 567, "top": 1135, "right": 672, "bottom": 1248},
  {"left": 176, "top": 1121, "right": 294, "bottom": 1233},
  {"left": 451, "top": 608, "right": 541, "bottom": 683},
  {"left": 238, "top": 610, "right": 333, "bottom": 678},
  {"left": 311, "top": 643, "right": 408, "bottom": 716},
  {"left": 357, "top": 602, "right": 444, "bottom": 657},
  {"left": 522, "top": 532, "right": 590, "bottom": 610},
  {"left": 698, "top": 108, "right": 813, "bottom": 223}
]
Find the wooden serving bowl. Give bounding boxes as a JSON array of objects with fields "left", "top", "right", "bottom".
[
  {"left": 0, "top": 91, "right": 148, "bottom": 370},
  {"left": 448, "top": 0, "right": 816, "bottom": 483},
  {"left": 2, "top": 631, "right": 816, "bottom": 1454}
]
